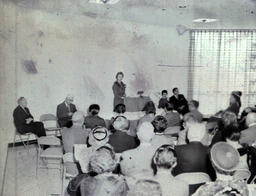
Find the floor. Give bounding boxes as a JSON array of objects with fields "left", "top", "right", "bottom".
[{"left": 2, "top": 144, "right": 67, "bottom": 196}]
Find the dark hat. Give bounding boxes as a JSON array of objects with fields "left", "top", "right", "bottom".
[{"left": 231, "top": 91, "right": 242, "bottom": 98}]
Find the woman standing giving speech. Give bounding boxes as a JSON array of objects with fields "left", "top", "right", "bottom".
[{"left": 112, "top": 72, "right": 126, "bottom": 111}]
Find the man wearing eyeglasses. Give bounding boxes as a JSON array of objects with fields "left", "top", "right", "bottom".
[{"left": 57, "top": 94, "right": 77, "bottom": 127}]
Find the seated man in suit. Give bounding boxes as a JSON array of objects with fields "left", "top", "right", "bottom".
[
  {"left": 108, "top": 116, "right": 139, "bottom": 153},
  {"left": 169, "top": 87, "right": 188, "bottom": 115},
  {"left": 13, "top": 97, "right": 46, "bottom": 137},
  {"left": 188, "top": 100, "right": 203, "bottom": 122},
  {"left": 173, "top": 123, "right": 216, "bottom": 180},
  {"left": 56, "top": 94, "right": 77, "bottom": 127},
  {"left": 239, "top": 112, "right": 256, "bottom": 146},
  {"left": 84, "top": 104, "right": 106, "bottom": 129}
]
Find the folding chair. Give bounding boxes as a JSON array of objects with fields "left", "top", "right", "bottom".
[
  {"left": 12, "top": 129, "right": 36, "bottom": 151},
  {"left": 36, "top": 136, "right": 63, "bottom": 177},
  {"left": 40, "top": 113, "right": 62, "bottom": 136}
]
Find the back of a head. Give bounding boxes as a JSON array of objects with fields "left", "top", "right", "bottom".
[
  {"left": 89, "top": 146, "right": 116, "bottom": 174},
  {"left": 221, "top": 111, "right": 238, "bottom": 128},
  {"left": 89, "top": 104, "right": 100, "bottom": 116},
  {"left": 152, "top": 145, "right": 176, "bottom": 175},
  {"left": 128, "top": 179, "right": 162, "bottom": 196},
  {"left": 187, "top": 123, "right": 206, "bottom": 142},
  {"left": 246, "top": 112, "right": 256, "bottom": 127},
  {"left": 152, "top": 116, "right": 168, "bottom": 133},
  {"left": 143, "top": 101, "right": 156, "bottom": 114},
  {"left": 137, "top": 122, "right": 155, "bottom": 143},
  {"left": 112, "top": 116, "right": 129, "bottom": 132},
  {"left": 72, "top": 111, "right": 84, "bottom": 125},
  {"left": 210, "top": 142, "right": 240, "bottom": 176},
  {"left": 114, "top": 104, "right": 126, "bottom": 114},
  {"left": 189, "top": 100, "right": 199, "bottom": 111}
]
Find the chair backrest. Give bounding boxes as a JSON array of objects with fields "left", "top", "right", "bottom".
[
  {"left": 164, "top": 126, "right": 180, "bottom": 135},
  {"left": 176, "top": 172, "right": 211, "bottom": 185},
  {"left": 40, "top": 113, "right": 57, "bottom": 122}
]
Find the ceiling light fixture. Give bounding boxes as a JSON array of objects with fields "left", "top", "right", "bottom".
[
  {"left": 193, "top": 18, "right": 218, "bottom": 23},
  {"left": 88, "top": 0, "right": 120, "bottom": 4}
]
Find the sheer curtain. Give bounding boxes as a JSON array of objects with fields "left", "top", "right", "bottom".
[{"left": 188, "top": 30, "right": 256, "bottom": 115}]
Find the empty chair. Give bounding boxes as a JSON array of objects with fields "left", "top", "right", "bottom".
[
  {"left": 40, "top": 113, "right": 62, "bottom": 136},
  {"left": 36, "top": 136, "right": 63, "bottom": 177}
]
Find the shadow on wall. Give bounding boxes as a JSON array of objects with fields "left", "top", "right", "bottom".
[{"left": 22, "top": 60, "right": 38, "bottom": 74}]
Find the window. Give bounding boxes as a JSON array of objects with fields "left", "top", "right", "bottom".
[{"left": 188, "top": 30, "right": 256, "bottom": 115}]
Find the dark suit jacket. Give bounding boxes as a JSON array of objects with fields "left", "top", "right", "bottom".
[
  {"left": 13, "top": 105, "right": 34, "bottom": 133},
  {"left": 169, "top": 94, "right": 188, "bottom": 114},
  {"left": 108, "top": 130, "right": 139, "bottom": 153},
  {"left": 239, "top": 125, "right": 256, "bottom": 146},
  {"left": 56, "top": 101, "right": 77, "bottom": 127},
  {"left": 173, "top": 142, "right": 216, "bottom": 180}
]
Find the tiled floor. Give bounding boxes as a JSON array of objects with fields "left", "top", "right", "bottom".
[{"left": 2, "top": 145, "right": 65, "bottom": 196}]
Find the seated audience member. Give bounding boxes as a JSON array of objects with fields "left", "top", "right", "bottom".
[
  {"left": 193, "top": 142, "right": 249, "bottom": 196},
  {"left": 210, "top": 111, "right": 238, "bottom": 147},
  {"left": 226, "top": 91, "right": 242, "bottom": 116},
  {"left": 152, "top": 145, "right": 189, "bottom": 196},
  {"left": 80, "top": 146, "right": 128, "bottom": 196},
  {"left": 121, "top": 122, "right": 156, "bottom": 178},
  {"left": 57, "top": 94, "right": 77, "bottom": 127},
  {"left": 158, "top": 90, "right": 169, "bottom": 109},
  {"left": 188, "top": 100, "right": 203, "bottom": 122},
  {"left": 127, "top": 179, "right": 162, "bottom": 196},
  {"left": 142, "top": 101, "right": 156, "bottom": 114},
  {"left": 223, "top": 126, "right": 248, "bottom": 170},
  {"left": 84, "top": 104, "right": 106, "bottom": 129},
  {"left": 13, "top": 97, "right": 46, "bottom": 137},
  {"left": 177, "top": 113, "right": 198, "bottom": 145},
  {"left": 239, "top": 112, "right": 256, "bottom": 146},
  {"left": 77, "top": 126, "right": 110, "bottom": 173},
  {"left": 151, "top": 115, "right": 175, "bottom": 148},
  {"left": 62, "top": 111, "right": 88, "bottom": 153},
  {"left": 173, "top": 123, "right": 216, "bottom": 180},
  {"left": 164, "top": 102, "right": 181, "bottom": 127},
  {"left": 113, "top": 103, "right": 126, "bottom": 116},
  {"left": 169, "top": 87, "right": 188, "bottom": 115},
  {"left": 137, "top": 110, "right": 155, "bottom": 128},
  {"left": 108, "top": 116, "right": 139, "bottom": 153},
  {"left": 138, "top": 101, "right": 156, "bottom": 128},
  {"left": 67, "top": 146, "right": 128, "bottom": 196}
]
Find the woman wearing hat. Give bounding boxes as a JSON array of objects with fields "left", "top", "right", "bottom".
[
  {"left": 112, "top": 72, "right": 126, "bottom": 111},
  {"left": 226, "top": 91, "right": 242, "bottom": 116}
]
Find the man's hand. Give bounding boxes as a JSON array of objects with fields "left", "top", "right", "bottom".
[
  {"left": 26, "top": 118, "right": 33, "bottom": 124},
  {"left": 68, "top": 112, "right": 73, "bottom": 116}
]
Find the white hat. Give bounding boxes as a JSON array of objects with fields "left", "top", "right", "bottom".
[
  {"left": 137, "top": 122, "right": 155, "bottom": 143},
  {"left": 187, "top": 123, "right": 206, "bottom": 142}
]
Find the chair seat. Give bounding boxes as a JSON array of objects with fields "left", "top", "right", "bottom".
[
  {"left": 45, "top": 127, "right": 61, "bottom": 131},
  {"left": 38, "top": 136, "right": 61, "bottom": 146},
  {"left": 41, "top": 147, "right": 63, "bottom": 159}
]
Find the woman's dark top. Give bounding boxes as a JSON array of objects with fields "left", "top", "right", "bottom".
[
  {"left": 112, "top": 81, "right": 126, "bottom": 110},
  {"left": 226, "top": 103, "right": 240, "bottom": 116}
]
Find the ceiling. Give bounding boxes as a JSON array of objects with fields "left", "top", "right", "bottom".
[{"left": 5, "top": 0, "right": 256, "bottom": 28}]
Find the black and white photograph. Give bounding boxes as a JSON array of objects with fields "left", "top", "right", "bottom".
[{"left": 1, "top": 0, "right": 256, "bottom": 195}]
